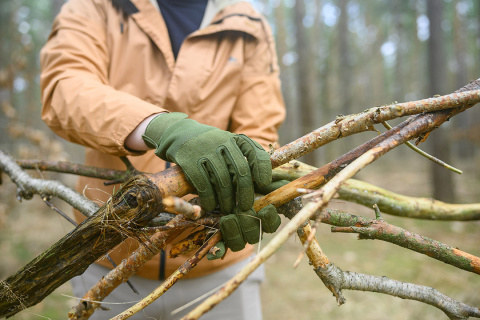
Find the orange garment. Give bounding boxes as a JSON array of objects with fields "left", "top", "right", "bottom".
[{"left": 40, "top": 0, "right": 285, "bottom": 279}]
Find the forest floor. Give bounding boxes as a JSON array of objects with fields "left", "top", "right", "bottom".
[{"left": 1, "top": 150, "right": 479, "bottom": 320}]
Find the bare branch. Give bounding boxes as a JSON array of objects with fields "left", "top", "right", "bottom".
[
  {"left": 0, "top": 149, "right": 98, "bottom": 216},
  {"left": 316, "top": 263, "right": 480, "bottom": 320}
]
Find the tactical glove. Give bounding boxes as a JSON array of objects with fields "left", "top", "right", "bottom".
[{"left": 142, "top": 112, "right": 272, "bottom": 214}]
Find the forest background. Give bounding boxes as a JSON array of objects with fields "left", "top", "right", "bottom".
[{"left": 1, "top": 0, "right": 480, "bottom": 319}]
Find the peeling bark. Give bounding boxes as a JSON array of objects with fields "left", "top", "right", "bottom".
[{"left": 0, "top": 175, "right": 163, "bottom": 318}]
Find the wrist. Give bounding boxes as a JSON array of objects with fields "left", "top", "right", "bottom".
[
  {"left": 142, "top": 112, "right": 189, "bottom": 149},
  {"left": 125, "top": 113, "right": 165, "bottom": 151}
]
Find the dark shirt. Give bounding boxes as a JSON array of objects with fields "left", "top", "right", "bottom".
[{"left": 157, "top": 0, "right": 208, "bottom": 59}]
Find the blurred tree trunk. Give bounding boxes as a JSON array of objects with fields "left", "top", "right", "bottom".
[
  {"left": 51, "top": 0, "right": 65, "bottom": 17},
  {"left": 275, "top": 1, "right": 298, "bottom": 148},
  {"left": 338, "top": 0, "right": 351, "bottom": 116},
  {"left": 294, "top": 0, "right": 317, "bottom": 165},
  {"left": 392, "top": 1, "right": 405, "bottom": 102},
  {"left": 0, "top": 2, "right": 13, "bottom": 150},
  {"left": 452, "top": 0, "right": 473, "bottom": 158},
  {"left": 427, "top": 0, "right": 455, "bottom": 203}
]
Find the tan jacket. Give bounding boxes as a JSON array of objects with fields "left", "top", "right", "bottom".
[{"left": 40, "top": 0, "right": 285, "bottom": 279}]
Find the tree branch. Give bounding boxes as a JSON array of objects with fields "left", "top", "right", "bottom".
[
  {"left": 0, "top": 149, "right": 98, "bottom": 216},
  {"left": 329, "top": 210, "right": 480, "bottom": 275},
  {"left": 316, "top": 263, "right": 480, "bottom": 320}
]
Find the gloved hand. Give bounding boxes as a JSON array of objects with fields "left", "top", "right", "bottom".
[
  {"left": 207, "top": 204, "right": 281, "bottom": 260},
  {"left": 142, "top": 112, "right": 272, "bottom": 214}
]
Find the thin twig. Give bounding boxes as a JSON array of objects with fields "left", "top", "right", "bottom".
[{"left": 382, "top": 121, "right": 462, "bottom": 174}]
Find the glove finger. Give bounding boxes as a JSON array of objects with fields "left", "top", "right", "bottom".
[
  {"left": 258, "top": 204, "right": 281, "bottom": 233},
  {"left": 254, "top": 179, "right": 290, "bottom": 195},
  {"left": 207, "top": 240, "right": 226, "bottom": 260},
  {"left": 204, "top": 156, "right": 235, "bottom": 214},
  {"left": 236, "top": 208, "right": 261, "bottom": 244},
  {"left": 220, "top": 215, "right": 246, "bottom": 252},
  {"left": 183, "top": 159, "right": 217, "bottom": 212},
  {"left": 234, "top": 135, "right": 272, "bottom": 187},
  {"left": 223, "top": 143, "right": 254, "bottom": 212}
]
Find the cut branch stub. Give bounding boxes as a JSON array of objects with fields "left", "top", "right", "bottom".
[{"left": 0, "top": 174, "right": 163, "bottom": 318}]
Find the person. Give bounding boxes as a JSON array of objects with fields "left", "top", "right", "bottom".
[{"left": 40, "top": 0, "right": 286, "bottom": 319}]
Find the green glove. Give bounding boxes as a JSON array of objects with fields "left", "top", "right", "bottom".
[
  {"left": 219, "top": 204, "right": 281, "bottom": 252},
  {"left": 142, "top": 112, "right": 272, "bottom": 214}
]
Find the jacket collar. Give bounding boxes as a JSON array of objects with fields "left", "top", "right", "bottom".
[{"left": 126, "top": 0, "right": 265, "bottom": 69}]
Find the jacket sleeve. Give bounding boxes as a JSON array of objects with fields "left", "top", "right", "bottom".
[
  {"left": 229, "top": 17, "right": 286, "bottom": 150},
  {"left": 40, "top": 0, "right": 164, "bottom": 156}
]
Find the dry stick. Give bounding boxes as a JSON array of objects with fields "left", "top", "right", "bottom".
[
  {"left": 110, "top": 232, "right": 222, "bottom": 320},
  {"left": 142, "top": 216, "right": 219, "bottom": 235},
  {"left": 162, "top": 196, "right": 204, "bottom": 220},
  {"left": 281, "top": 202, "right": 480, "bottom": 320},
  {"left": 100, "top": 84, "right": 478, "bottom": 318},
  {"left": 68, "top": 215, "right": 185, "bottom": 320},
  {"left": 1, "top": 175, "right": 163, "bottom": 319},
  {"left": 283, "top": 199, "right": 480, "bottom": 276},
  {"left": 273, "top": 164, "right": 480, "bottom": 221},
  {"left": 180, "top": 98, "right": 480, "bottom": 320}
]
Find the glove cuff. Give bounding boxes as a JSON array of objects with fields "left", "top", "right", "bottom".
[{"left": 142, "top": 112, "right": 188, "bottom": 149}]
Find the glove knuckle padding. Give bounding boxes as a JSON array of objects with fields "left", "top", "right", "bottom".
[{"left": 258, "top": 204, "right": 281, "bottom": 233}]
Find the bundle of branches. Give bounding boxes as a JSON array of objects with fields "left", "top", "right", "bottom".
[{"left": 1, "top": 79, "right": 480, "bottom": 319}]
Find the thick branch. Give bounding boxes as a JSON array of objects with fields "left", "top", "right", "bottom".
[
  {"left": 0, "top": 175, "right": 163, "bottom": 318},
  {"left": 68, "top": 215, "right": 184, "bottom": 320}
]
